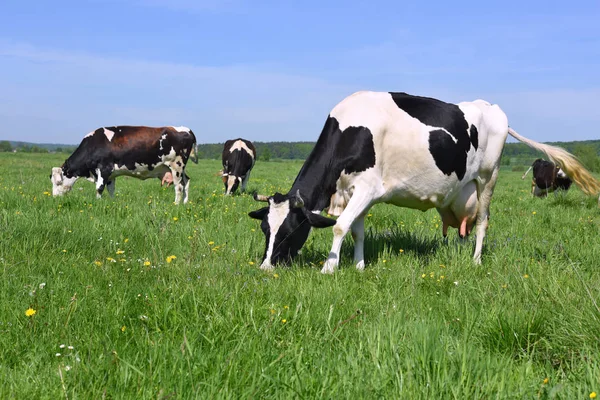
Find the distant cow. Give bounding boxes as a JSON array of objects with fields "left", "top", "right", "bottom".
[
  {"left": 50, "top": 126, "right": 198, "bottom": 204},
  {"left": 521, "top": 158, "right": 572, "bottom": 197},
  {"left": 221, "top": 138, "right": 256, "bottom": 195},
  {"left": 249, "top": 91, "right": 600, "bottom": 273}
]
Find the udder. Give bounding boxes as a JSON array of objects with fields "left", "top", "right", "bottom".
[{"left": 437, "top": 181, "right": 478, "bottom": 238}]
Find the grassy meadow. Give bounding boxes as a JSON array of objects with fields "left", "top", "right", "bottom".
[{"left": 1, "top": 152, "right": 600, "bottom": 399}]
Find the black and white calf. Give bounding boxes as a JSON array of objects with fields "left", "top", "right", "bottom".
[
  {"left": 51, "top": 126, "right": 198, "bottom": 204},
  {"left": 221, "top": 138, "right": 256, "bottom": 195},
  {"left": 249, "top": 91, "right": 600, "bottom": 273},
  {"left": 521, "top": 158, "right": 572, "bottom": 197}
]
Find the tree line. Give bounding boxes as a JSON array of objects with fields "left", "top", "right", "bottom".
[{"left": 2, "top": 139, "right": 599, "bottom": 172}]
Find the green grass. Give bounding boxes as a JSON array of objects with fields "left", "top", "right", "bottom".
[{"left": 1, "top": 152, "right": 599, "bottom": 399}]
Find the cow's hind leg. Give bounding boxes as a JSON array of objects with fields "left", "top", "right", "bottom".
[
  {"left": 322, "top": 193, "right": 373, "bottom": 274},
  {"left": 182, "top": 172, "right": 190, "bottom": 204},
  {"left": 351, "top": 215, "right": 366, "bottom": 271},
  {"left": 473, "top": 169, "right": 499, "bottom": 264}
]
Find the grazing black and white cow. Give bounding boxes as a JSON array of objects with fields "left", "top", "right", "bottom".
[
  {"left": 50, "top": 126, "right": 198, "bottom": 204},
  {"left": 249, "top": 91, "right": 600, "bottom": 273},
  {"left": 521, "top": 158, "right": 572, "bottom": 197},
  {"left": 221, "top": 138, "right": 256, "bottom": 195}
]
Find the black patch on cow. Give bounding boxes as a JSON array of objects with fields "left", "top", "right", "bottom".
[
  {"left": 389, "top": 92, "right": 473, "bottom": 179},
  {"left": 176, "top": 161, "right": 182, "bottom": 167},
  {"left": 176, "top": 172, "right": 180, "bottom": 177},
  {"left": 290, "top": 116, "right": 376, "bottom": 211},
  {"left": 469, "top": 125, "right": 478, "bottom": 150},
  {"left": 428, "top": 129, "right": 467, "bottom": 179}
]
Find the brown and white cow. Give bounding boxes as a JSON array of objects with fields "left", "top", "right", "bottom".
[
  {"left": 50, "top": 126, "right": 197, "bottom": 204},
  {"left": 249, "top": 91, "right": 600, "bottom": 273}
]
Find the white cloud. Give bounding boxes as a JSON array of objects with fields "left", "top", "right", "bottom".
[{"left": 0, "top": 40, "right": 351, "bottom": 144}]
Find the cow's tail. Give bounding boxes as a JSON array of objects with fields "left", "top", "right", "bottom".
[
  {"left": 189, "top": 142, "right": 199, "bottom": 164},
  {"left": 521, "top": 166, "right": 533, "bottom": 180},
  {"left": 508, "top": 127, "right": 600, "bottom": 195}
]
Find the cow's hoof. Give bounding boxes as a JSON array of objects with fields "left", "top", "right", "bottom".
[
  {"left": 355, "top": 261, "right": 365, "bottom": 271},
  {"left": 321, "top": 260, "right": 337, "bottom": 274},
  {"left": 259, "top": 262, "right": 274, "bottom": 271}
]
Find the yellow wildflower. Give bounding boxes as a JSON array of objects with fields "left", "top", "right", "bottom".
[
  {"left": 270, "top": 309, "right": 276, "bottom": 314},
  {"left": 124, "top": 238, "right": 129, "bottom": 243},
  {"left": 173, "top": 217, "right": 178, "bottom": 221},
  {"left": 208, "top": 241, "right": 214, "bottom": 245},
  {"left": 25, "top": 308, "right": 36, "bottom": 317},
  {"left": 106, "top": 257, "right": 116, "bottom": 262},
  {"left": 143, "top": 261, "right": 151, "bottom": 266},
  {"left": 543, "top": 378, "right": 549, "bottom": 384},
  {"left": 121, "top": 326, "right": 126, "bottom": 332},
  {"left": 94, "top": 261, "right": 102, "bottom": 266},
  {"left": 249, "top": 261, "right": 254, "bottom": 265},
  {"left": 116, "top": 249, "right": 125, "bottom": 255},
  {"left": 532, "top": 211, "right": 537, "bottom": 215},
  {"left": 284, "top": 305, "right": 289, "bottom": 309},
  {"left": 281, "top": 319, "right": 287, "bottom": 324},
  {"left": 590, "top": 393, "right": 597, "bottom": 399},
  {"left": 273, "top": 274, "right": 279, "bottom": 279},
  {"left": 523, "top": 274, "right": 529, "bottom": 279},
  {"left": 421, "top": 273, "right": 426, "bottom": 278},
  {"left": 166, "top": 255, "right": 177, "bottom": 263}
]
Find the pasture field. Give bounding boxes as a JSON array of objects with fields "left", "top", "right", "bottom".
[{"left": 1, "top": 152, "right": 600, "bottom": 399}]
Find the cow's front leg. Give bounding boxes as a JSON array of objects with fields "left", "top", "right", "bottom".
[
  {"left": 322, "top": 193, "right": 372, "bottom": 274},
  {"left": 106, "top": 180, "right": 115, "bottom": 197},
  {"left": 95, "top": 168, "right": 107, "bottom": 199},
  {"left": 351, "top": 215, "right": 366, "bottom": 271},
  {"left": 182, "top": 172, "right": 190, "bottom": 204},
  {"left": 170, "top": 167, "right": 184, "bottom": 204},
  {"left": 241, "top": 172, "right": 251, "bottom": 193}
]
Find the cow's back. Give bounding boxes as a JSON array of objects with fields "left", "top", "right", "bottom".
[{"left": 327, "top": 91, "right": 508, "bottom": 210}]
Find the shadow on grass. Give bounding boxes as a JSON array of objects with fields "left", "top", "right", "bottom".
[{"left": 294, "top": 225, "right": 441, "bottom": 269}]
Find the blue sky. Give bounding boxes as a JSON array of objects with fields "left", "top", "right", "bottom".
[{"left": 1, "top": 0, "right": 599, "bottom": 144}]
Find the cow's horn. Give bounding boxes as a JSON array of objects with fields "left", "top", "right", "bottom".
[
  {"left": 253, "top": 192, "right": 269, "bottom": 202},
  {"left": 292, "top": 190, "right": 304, "bottom": 208}
]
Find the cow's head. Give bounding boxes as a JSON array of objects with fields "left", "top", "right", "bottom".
[
  {"left": 248, "top": 190, "right": 336, "bottom": 270},
  {"left": 50, "top": 166, "right": 78, "bottom": 196},
  {"left": 224, "top": 173, "right": 241, "bottom": 195}
]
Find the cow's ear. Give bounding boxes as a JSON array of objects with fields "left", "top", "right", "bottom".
[
  {"left": 303, "top": 209, "right": 336, "bottom": 228},
  {"left": 291, "top": 190, "right": 304, "bottom": 209},
  {"left": 248, "top": 207, "right": 269, "bottom": 220}
]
